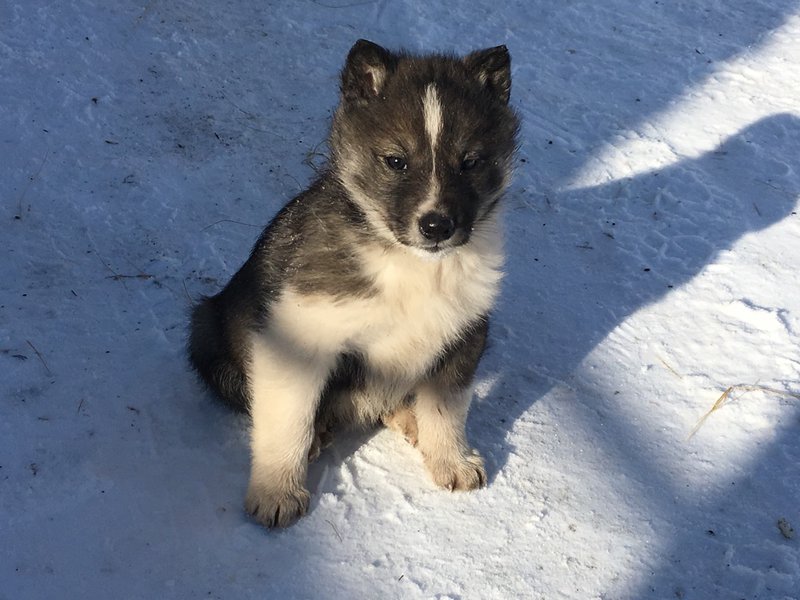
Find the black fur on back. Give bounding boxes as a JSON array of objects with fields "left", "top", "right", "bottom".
[{"left": 187, "top": 177, "right": 376, "bottom": 412}]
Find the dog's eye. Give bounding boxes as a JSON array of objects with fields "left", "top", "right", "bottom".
[
  {"left": 461, "top": 154, "right": 480, "bottom": 171},
  {"left": 384, "top": 156, "right": 408, "bottom": 171}
]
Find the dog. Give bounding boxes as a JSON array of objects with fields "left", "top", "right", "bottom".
[{"left": 189, "top": 39, "right": 519, "bottom": 528}]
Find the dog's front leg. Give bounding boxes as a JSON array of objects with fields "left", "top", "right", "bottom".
[
  {"left": 413, "top": 382, "right": 487, "bottom": 490},
  {"left": 245, "top": 333, "right": 333, "bottom": 528},
  {"left": 413, "top": 319, "right": 489, "bottom": 491}
]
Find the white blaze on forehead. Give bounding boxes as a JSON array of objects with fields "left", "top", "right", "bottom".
[
  {"left": 418, "top": 83, "right": 443, "bottom": 221},
  {"left": 423, "top": 83, "right": 443, "bottom": 156}
]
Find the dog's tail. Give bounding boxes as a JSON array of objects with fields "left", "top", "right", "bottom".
[{"left": 188, "top": 295, "right": 251, "bottom": 413}]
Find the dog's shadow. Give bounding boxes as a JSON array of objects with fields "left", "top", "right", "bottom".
[{"left": 473, "top": 113, "right": 800, "bottom": 475}]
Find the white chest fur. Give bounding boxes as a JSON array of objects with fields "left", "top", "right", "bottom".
[{"left": 267, "top": 221, "right": 504, "bottom": 381}]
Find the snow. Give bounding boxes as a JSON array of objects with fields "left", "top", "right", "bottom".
[{"left": 2, "top": 1, "right": 799, "bottom": 598}]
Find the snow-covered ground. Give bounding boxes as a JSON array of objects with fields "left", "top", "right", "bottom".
[{"left": 2, "top": 1, "right": 799, "bottom": 598}]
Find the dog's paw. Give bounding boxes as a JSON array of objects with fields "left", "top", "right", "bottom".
[
  {"left": 425, "top": 450, "right": 487, "bottom": 491},
  {"left": 245, "top": 482, "right": 310, "bottom": 528}
]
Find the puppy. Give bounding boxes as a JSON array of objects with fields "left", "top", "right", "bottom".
[{"left": 189, "top": 39, "right": 519, "bottom": 527}]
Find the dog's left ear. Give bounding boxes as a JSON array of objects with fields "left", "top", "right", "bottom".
[
  {"left": 341, "top": 39, "right": 396, "bottom": 103},
  {"left": 464, "top": 45, "right": 512, "bottom": 104}
]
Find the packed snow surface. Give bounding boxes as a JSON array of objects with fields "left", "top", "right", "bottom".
[{"left": 2, "top": 1, "right": 799, "bottom": 599}]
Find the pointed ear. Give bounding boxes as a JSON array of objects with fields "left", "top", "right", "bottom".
[
  {"left": 463, "top": 45, "right": 512, "bottom": 104},
  {"left": 341, "top": 39, "right": 396, "bottom": 103}
]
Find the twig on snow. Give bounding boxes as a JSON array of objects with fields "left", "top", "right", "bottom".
[
  {"left": 688, "top": 384, "right": 800, "bottom": 440},
  {"left": 201, "top": 219, "right": 260, "bottom": 232},
  {"left": 15, "top": 150, "right": 48, "bottom": 220},
  {"left": 325, "top": 519, "right": 343, "bottom": 542},
  {"left": 657, "top": 355, "right": 683, "bottom": 380},
  {"left": 26, "top": 340, "right": 52, "bottom": 376}
]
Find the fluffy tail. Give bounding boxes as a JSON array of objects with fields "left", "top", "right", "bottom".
[{"left": 188, "top": 296, "right": 251, "bottom": 413}]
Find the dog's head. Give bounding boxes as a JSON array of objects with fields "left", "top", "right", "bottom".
[{"left": 330, "top": 40, "right": 519, "bottom": 255}]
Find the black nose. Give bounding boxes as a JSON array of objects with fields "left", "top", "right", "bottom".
[{"left": 418, "top": 212, "right": 456, "bottom": 242}]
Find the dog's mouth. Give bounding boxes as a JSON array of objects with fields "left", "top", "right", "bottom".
[
  {"left": 419, "top": 240, "right": 455, "bottom": 253},
  {"left": 408, "top": 230, "right": 470, "bottom": 257}
]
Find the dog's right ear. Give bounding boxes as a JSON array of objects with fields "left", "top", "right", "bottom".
[{"left": 341, "top": 39, "right": 396, "bottom": 103}]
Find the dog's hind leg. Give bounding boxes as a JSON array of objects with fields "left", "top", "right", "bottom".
[
  {"left": 307, "top": 420, "right": 335, "bottom": 462},
  {"left": 245, "top": 332, "right": 334, "bottom": 528},
  {"left": 383, "top": 405, "right": 419, "bottom": 447}
]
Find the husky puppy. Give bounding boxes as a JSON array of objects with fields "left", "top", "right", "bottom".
[{"left": 189, "top": 40, "right": 519, "bottom": 528}]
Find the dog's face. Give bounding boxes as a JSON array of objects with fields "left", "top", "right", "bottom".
[{"left": 331, "top": 40, "right": 519, "bottom": 255}]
